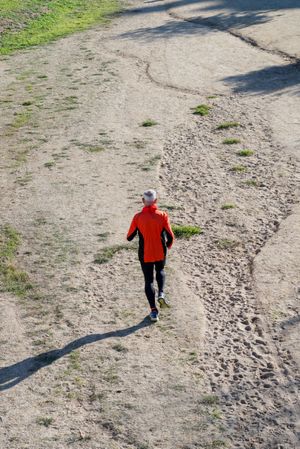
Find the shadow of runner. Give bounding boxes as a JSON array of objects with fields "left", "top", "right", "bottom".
[{"left": 0, "top": 317, "right": 152, "bottom": 392}]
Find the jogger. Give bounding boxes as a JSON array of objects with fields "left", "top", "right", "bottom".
[{"left": 127, "top": 189, "right": 174, "bottom": 321}]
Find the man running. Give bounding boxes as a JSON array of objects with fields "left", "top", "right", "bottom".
[{"left": 127, "top": 189, "right": 174, "bottom": 322}]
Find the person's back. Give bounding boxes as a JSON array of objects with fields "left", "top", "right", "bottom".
[
  {"left": 127, "top": 189, "right": 174, "bottom": 322},
  {"left": 127, "top": 202, "right": 173, "bottom": 263}
]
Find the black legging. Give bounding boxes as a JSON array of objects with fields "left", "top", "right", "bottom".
[{"left": 140, "top": 260, "right": 165, "bottom": 310}]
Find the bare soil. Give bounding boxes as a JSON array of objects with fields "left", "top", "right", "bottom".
[{"left": 0, "top": 1, "right": 299, "bottom": 448}]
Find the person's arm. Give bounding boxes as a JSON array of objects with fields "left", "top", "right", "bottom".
[
  {"left": 127, "top": 215, "right": 138, "bottom": 241},
  {"left": 163, "top": 213, "right": 174, "bottom": 249}
]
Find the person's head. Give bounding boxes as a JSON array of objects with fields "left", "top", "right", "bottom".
[{"left": 142, "top": 189, "right": 157, "bottom": 206}]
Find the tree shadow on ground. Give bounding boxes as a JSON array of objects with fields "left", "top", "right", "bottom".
[
  {"left": 0, "top": 316, "right": 152, "bottom": 391},
  {"left": 123, "top": 0, "right": 300, "bottom": 33},
  {"left": 198, "top": 0, "right": 300, "bottom": 13},
  {"left": 123, "top": 1, "right": 273, "bottom": 31},
  {"left": 223, "top": 62, "right": 300, "bottom": 95},
  {"left": 119, "top": 18, "right": 210, "bottom": 41}
]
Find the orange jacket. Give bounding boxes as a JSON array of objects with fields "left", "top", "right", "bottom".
[{"left": 127, "top": 204, "right": 174, "bottom": 263}]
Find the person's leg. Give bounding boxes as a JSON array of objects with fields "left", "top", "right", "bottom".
[
  {"left": 155, "top": 259, "right": 170, "bottom": 308},
  {"left": 155, "top": 259, "right": 166, "bottom": 296},
  {"left": 140, "top": 261, "right": 157, "bottom": 311}
]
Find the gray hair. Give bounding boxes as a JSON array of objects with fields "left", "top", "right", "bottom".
[{"left": 143, "top": 189, "right": 157, "bottom": 205}]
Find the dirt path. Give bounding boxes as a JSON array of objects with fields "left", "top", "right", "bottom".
[{"left": 0, "top": 1, "right": 299, "bottom": 448}]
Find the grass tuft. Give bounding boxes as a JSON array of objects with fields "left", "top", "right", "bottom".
[
  {"left": 141, "top": 119, "right": 158, "bottom": 127},
  {"left": 192, "top": 104, "right": 211, "bottom": 116},
  {"left": 230, "top": 165, "right": 247, "bottom": 173},
  {"left": 222, "top": 138, "right": 241, "bottom": 145},
  {"left": 237, "top": 149, "right": 254, "bottom": 157},
  {"left": 44, "top": 161, "right": 55, "bottom": 168},
  {"left": 245, "top": 179, "right": 258, "bottom": 187},
  {"left": 173, "top": 225, "right": 202, "bottom": 239},
  {"left": 216, "top": 122, "right": 240, "bottom": 130},
  {"left": 221, "top": 203, "right": 236, "bottom": 210}
]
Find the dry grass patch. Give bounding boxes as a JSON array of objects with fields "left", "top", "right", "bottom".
[
  {"left": 0, "top": 225, "right": 33, "bottom": 297},
  {"left": 94, "top": 244, "right": 132, "bottom": 264}
]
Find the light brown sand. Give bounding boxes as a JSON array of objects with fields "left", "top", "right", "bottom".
[{"left": 0, "top": 1, "right": 299, "bottom": 448}]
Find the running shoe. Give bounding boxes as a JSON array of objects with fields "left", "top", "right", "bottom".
[
  {"left": 149, "top": 309, "right": 159, "bottom": 322},
  {"left": 158, "top": 293, "right": 171, "bottom": 309}
]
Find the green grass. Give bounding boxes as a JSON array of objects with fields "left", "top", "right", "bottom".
[
  {"left": 192, "top": 104, "right": 211, "bottom": 116},
  {"left": 0, "top": 0, "right": 121, "bottom": 55},
  {"left": 173, "top": 225, "right": 202, "bottom": 239},
  {"left": 222, "top": 138, "right": 241, "bottom": 145},
  {"left": 237, "top": 149, "right": 254, "bottom": 157},
  {"left": 230, "top": 164, "right": 247, "bottom": 173},
  {"left": 221, "top": 203, "right": 236, "bottom": 210},
  {"left": 141, "top": 119, "right": 158, "bottom": 127},
  {"left": 0, "top": 225, "right": 33, "bottom": 297},
  {"left": 216, "top": 121, "right": 240, "bottom": 130},
  {"left": 94, "top": 244, "right": 131, "bottom": 264}
]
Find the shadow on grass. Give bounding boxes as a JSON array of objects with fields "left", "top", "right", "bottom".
[{"left": 0, "top": 316, "right": 152, "bottom": 391}]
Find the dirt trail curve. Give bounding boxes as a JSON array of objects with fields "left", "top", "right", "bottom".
[{"left": 0, "top": 1, "right": 299, "bottom": 448}]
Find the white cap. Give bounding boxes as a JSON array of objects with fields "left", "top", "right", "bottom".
[{"left": 143, "top": 189, "right": 157, "bottom": 205}]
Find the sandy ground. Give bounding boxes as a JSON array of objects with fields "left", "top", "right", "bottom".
[{"left": 0, "top": 1, "right": 299, "bottom": 448}]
